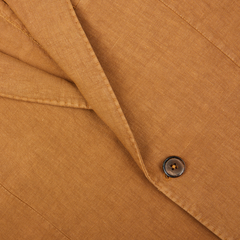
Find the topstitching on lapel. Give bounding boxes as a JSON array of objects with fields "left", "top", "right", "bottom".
[
  {"left": 5, "top": 0, "right": 152, "bottom": 179},
  {"left": 4, "top": 1, "right": 240, "bottom": 239}
]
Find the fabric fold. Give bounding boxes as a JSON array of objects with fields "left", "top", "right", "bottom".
[
  {"left": 4, "top": 1, "right": 239, "bottom": 239},
  {"left": 0, "top": 0, "right": 70, "bottom": 81},
  {"left": 5, "top": 0, "right": 148, "bottom": 174},
  {"left": 0, "top": 52, "right": 90, "bottom": 109}
]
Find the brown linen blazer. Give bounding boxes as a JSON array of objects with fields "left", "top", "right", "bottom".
[{"left": 1, "top": 0, "right": 240, "bottom": 239}]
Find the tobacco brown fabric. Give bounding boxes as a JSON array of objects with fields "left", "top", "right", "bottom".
[{"left": 0, "top": 0, "right": 239, "bottom": 239}]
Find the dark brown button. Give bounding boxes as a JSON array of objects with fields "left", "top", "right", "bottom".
[{"left": 163, "top": 156, "right": 185, "bottom": 178}]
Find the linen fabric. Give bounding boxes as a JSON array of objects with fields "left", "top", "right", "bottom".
[{"left": 0, "top": 0, "right": 240, "bottom": 239}]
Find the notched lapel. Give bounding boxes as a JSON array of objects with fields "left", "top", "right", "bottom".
[{"left": 5, "top": 0, "right": 150, "bottom": 175}]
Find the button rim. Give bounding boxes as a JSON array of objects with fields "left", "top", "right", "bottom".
[{"left": 163, "top": 156, "right": 185, "bottom": 178}]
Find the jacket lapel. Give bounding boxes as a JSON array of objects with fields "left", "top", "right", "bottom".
[
  {"left": 0, "top": 51, "right": 90, "bottom": 109},
  {"left": 5, "top": 0, "right": 150, "bottom": 176}
]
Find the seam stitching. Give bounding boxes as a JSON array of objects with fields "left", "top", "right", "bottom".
[
  {"left": 67, "top": 1, "right": 231, "bottom": 239},
  {"left": 65, "top": 0, "right": 150, "bottom": 175},
  {"left": 0, "top": 13, "right": 42, "bottom": 48},
  {"left": 0, "top": 183, "right": 71, "bottom": 240},
  {"left": 0, "top": 11, "right": 89, "bottom": 108},
  {"left": 0, "top": 11, "right": 60, "bottom": 64},
  {"left": 157, "top": 0, "right": 240, "bottom": 70},
  {"left": 0, "top": 93, "right": 91, "bottom": 109},
  {"left": 73, "top": 0, "right": 81, "bottom": 9}
]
